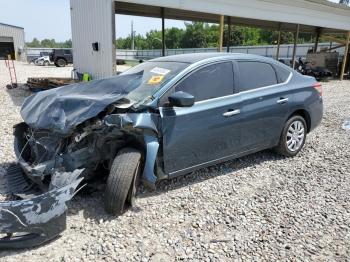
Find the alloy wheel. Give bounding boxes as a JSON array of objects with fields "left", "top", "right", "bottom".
[{"left": 286, "top": 120, "right": 305, "bottom": 152}]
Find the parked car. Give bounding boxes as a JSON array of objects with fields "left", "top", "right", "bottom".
[
  {"left": 0, "top": 53, "right": 323, "bottom": 249},
  {"left": 34, "top": 55, "right": 51, "bottom": 66},
  {"left": 50, "top": 49, "right": 73, "bottom": 67}
]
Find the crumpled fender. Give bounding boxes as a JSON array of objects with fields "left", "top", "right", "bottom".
[
  {"left": 0, "top": 169, "right": 83, "bottom": 249},
  {"left": 104, "top": 113, "right": 160, "bottom": 187}
]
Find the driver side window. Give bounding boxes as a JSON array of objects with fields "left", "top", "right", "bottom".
[{"left": 159, "top": 61, "right": 234, "bottom": 105}]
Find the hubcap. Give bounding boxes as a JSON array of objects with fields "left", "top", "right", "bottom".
[{"left": 286, "top": 120, "right": 305, "bottom": 152}]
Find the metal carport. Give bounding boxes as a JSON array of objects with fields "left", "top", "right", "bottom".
[{"left": 70, "top": 0, "right": 350, "bottom": 79}]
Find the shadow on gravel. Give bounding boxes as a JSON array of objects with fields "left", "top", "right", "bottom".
[
  {"left": 5, "top": 83, "right": 32, "bottom": 107},
  {"left": 69, "top": 149, "right": 286, "bottom": 224},
  {"left": 0, "top": 149, "right": 285, "bottom": 227},
  {"left": 138, "top": 149, "right": 285, "bottom": 200}
]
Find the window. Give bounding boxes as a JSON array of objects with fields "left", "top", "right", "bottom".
[
  {"left": 122, "top": 61, "right": 189, "bottom": 105},
  {"left": 175, "top": 62, "right": 234, "bottom": 102},
  {"left": 236, "top": 61, "right": 278, "bottom": 93},
  {"left": 273, "top": 64, "right": 291, "bottom": 83},
  {"left": 64, "top": 50, "right": 72, "bottom": 55}
]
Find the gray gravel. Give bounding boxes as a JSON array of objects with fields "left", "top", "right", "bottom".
[{"left": 1, "top": 62, "right": 350, "bottom": 261}]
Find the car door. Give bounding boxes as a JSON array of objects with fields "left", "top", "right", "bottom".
[
  {"left": 64, "top": 50, "right": 73, "bottom": 63},
  {"left": 233, "top": 60, "right": 293, "bottom": 151},
  {"left": 159, "top": 61, "right": 244, "bottom": 176}
]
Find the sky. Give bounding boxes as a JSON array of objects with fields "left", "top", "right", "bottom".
[
  {"left": 0, "top": 0, "right": 341, "bottom": 42},
  {"left": 0, "top": 0, "right": 185, "bottom": 42}
]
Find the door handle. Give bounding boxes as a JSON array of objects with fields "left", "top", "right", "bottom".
[
  {"left": 223, "top": 109, "right": 240, "bottom": 117},
  {"left": 277, "top": 98, "right": 289, "bottom": 104}
]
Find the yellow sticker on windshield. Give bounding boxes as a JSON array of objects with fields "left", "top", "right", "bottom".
[{"left": 148, "top": 75, "right": 164, "bottom": 85}]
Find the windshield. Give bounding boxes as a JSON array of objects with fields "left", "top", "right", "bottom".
[{"left": 121, "top": 61, "right": 189, "bottom": 104}]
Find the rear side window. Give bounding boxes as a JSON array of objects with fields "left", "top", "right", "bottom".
[
  {"left": 236, "top": 61, "right": 277, "bottom": 93},
  {"left": 175, "top": 62, "right": 234, "bottom": 102},
  {"left": 273, "top": 64, "right": 291, "bottom": 83},
  {"left": 64, "top": 50, "right": 71, "bottom": 55}
]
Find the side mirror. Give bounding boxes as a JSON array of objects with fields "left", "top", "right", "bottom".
[{"left": 168, "top": 91, "right": 194, "bottom": 107}]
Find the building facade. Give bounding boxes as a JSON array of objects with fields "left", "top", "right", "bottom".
[{"left": 0, "top": 23, "right": 26, "bottom": 61}]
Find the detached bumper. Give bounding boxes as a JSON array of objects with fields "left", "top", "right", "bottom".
[{"left": 0, "top": 166, "right": 83, "bottom": 249}]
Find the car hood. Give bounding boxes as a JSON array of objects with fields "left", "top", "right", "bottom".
[{"left": 21, "top": 72, "right": 143, "bottom": 135}]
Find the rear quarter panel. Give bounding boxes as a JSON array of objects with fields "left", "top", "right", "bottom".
[{"left": 287, "top": 73, "right": 323, "bottom": 132}]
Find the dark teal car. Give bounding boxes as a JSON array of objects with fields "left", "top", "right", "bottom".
[{"left": 1, "top": 53, "right": 323, "bottom": 248}]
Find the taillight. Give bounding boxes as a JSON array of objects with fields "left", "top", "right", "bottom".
[{"left": 313, "top": 82, "right": 322, "bottom": 97}]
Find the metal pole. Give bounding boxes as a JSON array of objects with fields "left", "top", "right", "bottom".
[
  {"left": 226, "top": 17, "right": 231, "bottom": 53},
  {"left": 314, "top": 27, "right": 321, "bottom": 53},
  {"left": 276, "top": 23, "right": 281, "bottom": 60},
  {"left": 161, "top": 7, "right": 165, "bottom": 57},
  {"left": 340, "top": 31, "right": 350, "bottom": 81},
  {"left": 292, "top": 24, "right": 300, "bottom": 69},
  {"left": 219, "top": 15, "right": 224, "bottom": 52}
]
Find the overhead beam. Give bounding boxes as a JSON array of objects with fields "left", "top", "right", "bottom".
[
  {"left": 219, "top": 15, "right": 224, "bottom": 52},
  {"left": 340, "top": 31, "right": 350, "bottom": 81},
  {"left": 292, "top": 24, "right": 300, "bottom": 69}
]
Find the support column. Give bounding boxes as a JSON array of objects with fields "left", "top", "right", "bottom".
[
  {"left": 161, "top": 7, "right": 165, "bottom": 57},
  {"left": 219, "top": 15, "right": 224, "bottom": 52},
  {"left": 292, "top": 24, "right": 300, "bottom": 69},
  {"left": 70, "top": 0, "right": 116, "bottom": 79},
  {"left": 226, "top": 17, "right": 231, "bottom": 53},
  {"left": 314, "top": 27, "right": 321, "bottom": 53},
  {"left": 276, "top": 23, "right": 281, "bottom": 60},
  {"left": 340, "top": 31, "right": 350, "bottom": 81}
]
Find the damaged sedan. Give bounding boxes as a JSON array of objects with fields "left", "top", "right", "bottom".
[{"left": 0, "top": 53, "right": 323, "bottom": 248}]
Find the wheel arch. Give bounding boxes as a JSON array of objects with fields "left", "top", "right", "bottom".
[
  {"left": 55, "top": 57, "right": 67, "bottom": 63},
  {"left": 288, "top": 109, "right": 311, "bottom": 133}
]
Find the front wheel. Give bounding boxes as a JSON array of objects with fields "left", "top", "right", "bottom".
[
  {"left": 104, "top": 148, "right": 141, "bottom": 215},
  {"left": 275, "top": 115, "right": 307, "bottom": 157}
]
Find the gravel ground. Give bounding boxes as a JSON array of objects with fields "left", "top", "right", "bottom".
[{"left": 0, "top": 62, "right": 350, "bottom": 261}]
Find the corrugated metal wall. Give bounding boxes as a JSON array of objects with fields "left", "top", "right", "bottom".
[
  {"left": 70, "top": 0, "right": 116, "bottom": 79},
  {"left": 0, "top": 24, "right": 26, "bottom": 61}
]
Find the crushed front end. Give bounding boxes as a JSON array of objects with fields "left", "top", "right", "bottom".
[
  {"left": 0, "top": 122, "right": 89, "bottom": 249},
  {"left": 0, "top": 69, "right": 163, "bottom": 249}
]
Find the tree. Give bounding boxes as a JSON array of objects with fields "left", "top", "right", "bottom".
[
  {"left": 61, "top": 39, "right": 72, "bottom": 48},
  {"left": 165, "top": 27, "right": 185, "bottom": 49},
  {"left": 26, "top": 38, "right": 41, "bottom": 47},
  {"left": 339, "top": 0, "right": 349, "bottom": 5},
  {"left": 40, "top": 39, "right": 56, "bottom": 48},
  {"left": 181, "top": 22, "right": 208, "bottom": 48},
  {"left": 113, "top": 21, "right": 314, "bottom": 50}
]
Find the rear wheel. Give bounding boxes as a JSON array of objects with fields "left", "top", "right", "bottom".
[
  {"left": 104, "top": 148, "right": 141, "bottom": 215},
  {"left": 275, "top": 115, "right": 307, "bottom": 157},
  {"left": 56, "top": 58, "right": 66, "bottom": 67}
]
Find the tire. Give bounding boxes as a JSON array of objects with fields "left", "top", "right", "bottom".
[
  {"left": 104, "top": 148, "right": 141, "bottom": 215},
  {"left": 275, "top": 115, "right": 307, "bottom": 157},
  {"left": 56, "top": 58, "right": 66, "bottom": 67},
  {"left": 43, "top": 61, "right": 49, "bottom": 66}
]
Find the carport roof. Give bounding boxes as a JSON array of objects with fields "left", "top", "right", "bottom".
[{"left": 115, "top": 0, "right": 350, "bottom": 34}]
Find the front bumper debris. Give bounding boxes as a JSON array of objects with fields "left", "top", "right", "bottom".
[{"left": 0, "top": 166, "right": 83, "bottom": 249}]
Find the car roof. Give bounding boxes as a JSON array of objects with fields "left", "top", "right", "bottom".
[{"left": 150, "top": 52, "right": 274, "bottom": 64}]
